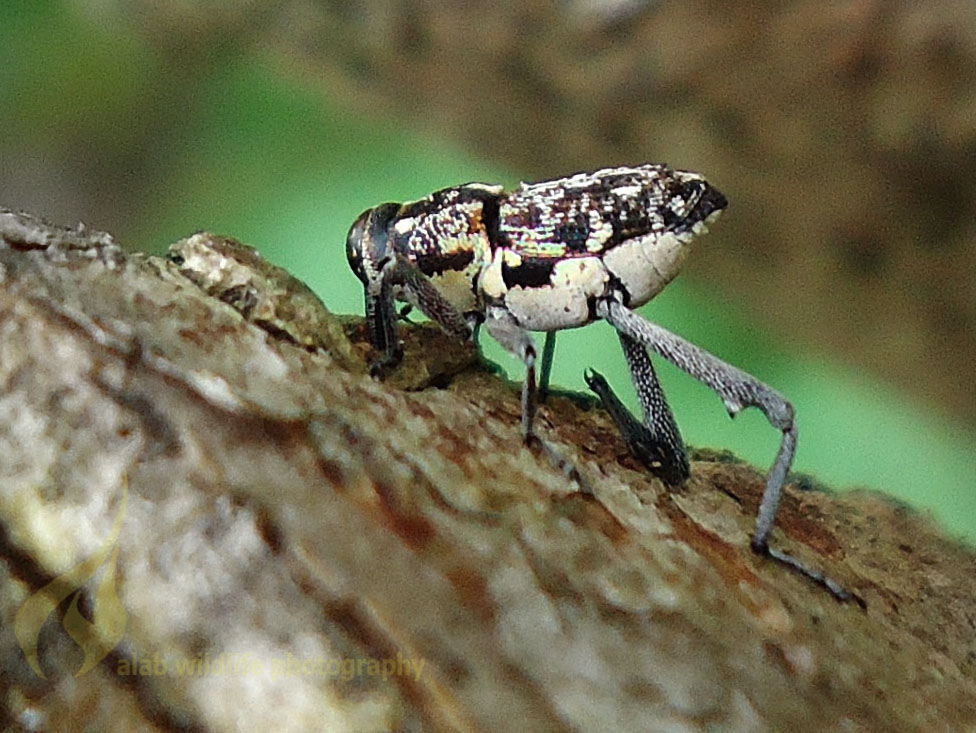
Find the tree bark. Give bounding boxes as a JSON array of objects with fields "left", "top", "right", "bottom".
[{"left": 1, "top": 209, "right": 974, "bottom": 731}]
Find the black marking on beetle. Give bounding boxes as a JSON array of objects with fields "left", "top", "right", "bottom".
[
  {"left": 415, "top": 248, "right": 476, "bottom": 278},
  {"left": 481, "top": 193, "right": 502, "bottom": 247},
  {"left": 605, "top": 271, "right": 632, "bottom": 307},
  {"left": 684, "top": 184, "right": 728, "bottom": 229},
  {"left": 553, "top": 213, "right": 592, "bottom": 254},
  {"left": 501, "top": 256, "right": 557, "bottom": 289}
]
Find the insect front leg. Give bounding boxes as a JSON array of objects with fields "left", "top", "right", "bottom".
[
  {"left": 366, "top": 255, "right": 473, "bottom": 375},
  {"left": 387, "top": 255, "right": 473, "bottom": 342},
  {"left": 363, "top": 270, "right": 402, "bottom": 375},
  {"left": 585, "top": 331, "right": 690, "bottom": 486},
  {"left": 597, "top": 298, "right": 851, "bottom": 601}
]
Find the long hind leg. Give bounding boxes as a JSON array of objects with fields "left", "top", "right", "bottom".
[
  {"left": 585, "top": 330, "right": 689, "bottom": 486},
  {"left": 598, "top": 298, "right": 850, "bottom": 601}
]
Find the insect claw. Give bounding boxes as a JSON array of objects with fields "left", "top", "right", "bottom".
[{"left": 763, "top": 545, "right": 854, "bottom": 603}]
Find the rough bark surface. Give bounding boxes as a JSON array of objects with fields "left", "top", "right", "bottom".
[{"left": 1, "top": 209, "right": 975, "bottom": 732}]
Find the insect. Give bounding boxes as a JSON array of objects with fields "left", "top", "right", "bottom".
[{"left": 346, "top": 164, "right": 849, "bottom": 600}]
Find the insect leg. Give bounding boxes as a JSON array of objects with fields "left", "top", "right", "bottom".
[
  {"left": 585, "top": 331, "right": 690, "bottom": 486},
  {"left": 365, "top": 255, "right": 472, "bottom": 376},
  {"left": 484, "top": 307, "right": 588, "bottom": 489},
  {"left": 386, "top": 256, "right": 472, "bottom": 342},
  {"left": 598, "top": 299, "right": 850, "bottom": 600},
  {"left": 363, "top": 270, "right": 402, "bottom": 375},
  {"left": 538, "top": 332, "right": 557, "bottom": 401},
  {"left": 483, "top": 306, "right": 538, "bottom": 440}
]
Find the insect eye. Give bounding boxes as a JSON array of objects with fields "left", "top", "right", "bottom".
[
  {"left": 366, "top": 202, "right": 400, "bottom": 263},
  {"left": 345, "top": 210, "right": 371, "bottom": 284},
  {"left": 346, "top": 203, "right": 401, "bottom": 284}
]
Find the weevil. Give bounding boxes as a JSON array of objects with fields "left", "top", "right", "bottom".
[{"left": 346, "top": 164, "right": 850, "bottom": 600}]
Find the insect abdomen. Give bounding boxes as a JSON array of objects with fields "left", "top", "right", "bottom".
[{"left": 476, "top": 165, "right": 726, "bottom": 328}]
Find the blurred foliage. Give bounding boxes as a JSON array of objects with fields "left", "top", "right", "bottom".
[{"left": 0, "top": 1, "right": 973, "bottom": 541}]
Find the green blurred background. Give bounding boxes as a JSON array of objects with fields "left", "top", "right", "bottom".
[{"left": 1, "top": 1, "right": 973, "bottom": 541}]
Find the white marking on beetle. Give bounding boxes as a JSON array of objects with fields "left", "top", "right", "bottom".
[
  {"left": 430, "top": 269, "right": 480, "bottom": 314},
  {"left": 503, "top": 256, "right": 608, "bottom": 331},
  {"left": 603, "top": 230, "right": 692, "bottom": 306},
  {"left": 463, "top": 183, "right": 505, "bottom": 195},
  {"left": 502, "top": 249, "right": 524, "bottom": 267},
  {"left": 610, "top": 184, "right": 643, "bottom": 198},
  {"left": 479, "top": 247, "right": 508, "bottom": 300},
  {"left": 394, "top": 218, "right": 416, "bottom": 235},
  {"left": 587, "top": 210, "right": 614, "bottom": 252}
]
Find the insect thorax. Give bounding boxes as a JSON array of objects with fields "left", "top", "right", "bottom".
[{"left": 389, "top": 184, "right": 502, "bottom": 316}]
